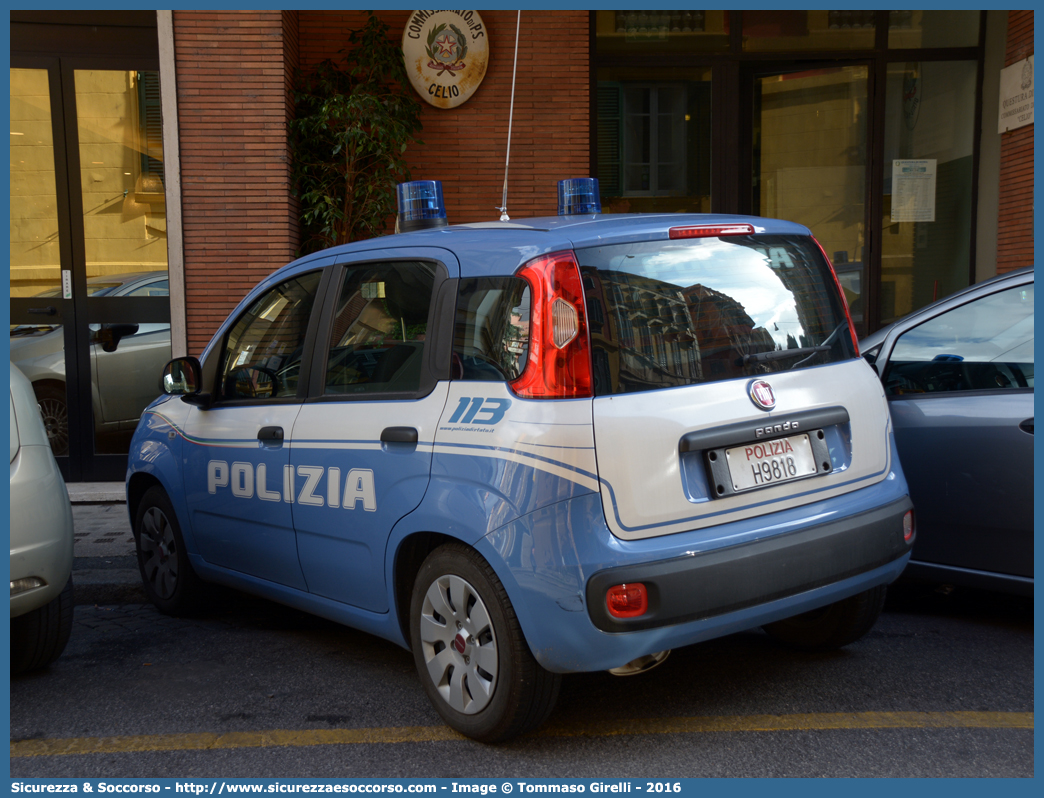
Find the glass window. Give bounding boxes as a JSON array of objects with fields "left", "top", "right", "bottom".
[
  {"left": 10, "top": 68, "right": 62, "bottom": 298},
  {"left": 220, "top": 272, "right": 321, "bottom": 400},
  {"left": 880, "top": 61, "right": 977, "bottom": 324},
  {"left": 883, "top": 284, "right": 1034, "bottom": 396},
  {"left": 323, "top": 261, "right": 435, "bottom": 396},
  {"left": 743, "top": 10, "right": 876, "bottom": 52},
  {"left": 597, "top": 67, "right": 712, "bottom": 214},
  {"left": 577, "top": 235, "right": 857, "bottom": 396},
  {"left": 754, "top": 66, "right": 868, "bottom": 330},
  {"left": 595, "top": 10, "right": 730, "bottom": 56},
  {"left": 888, "top": 10, "right": 980, "bottom": 49},
  {"left": 74, "top": 70, "right": 167, "bottom": 284},
  {"left": 453, "top": 277, "right": 530, "bottom": 381}
]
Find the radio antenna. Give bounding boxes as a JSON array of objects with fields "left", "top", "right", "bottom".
[{"left": 497, "top": 11, "right": 521, "bottom": 222}]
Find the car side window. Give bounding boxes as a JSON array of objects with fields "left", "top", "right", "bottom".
[
  {"left": 323, "top": 261, "right": 435, "bottom": 395},
  {"left": 883, "top": 283, "right": 1034, "bottom": 395},
  {"left": 219, "top": 271, "right": 321, "bottom": 400},
  {"left": 453, "top": 277, "right": 530, "bottom": 381}
]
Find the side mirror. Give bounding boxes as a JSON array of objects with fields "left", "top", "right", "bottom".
[
  {"left": 162, "top": 357, "right": 212, "bottom": 408},
  {"left": 98, "top": 323, "right": 140, "bottom": 353}
]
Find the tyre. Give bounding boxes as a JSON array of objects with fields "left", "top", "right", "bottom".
[
  {"left": 135, "top": 485, "right": 207, "bottom": 615},
  {"left": 763, "top": 585, "right": 887, "bottom": 652},
  {"left": 410, "top": 543, "right": 561, "bottom": 743},
  {"left": 11, "top": 577, "right": 74, "bottom": 675},
  {"left": 33, "top": 383, "right": 69, "bottom": 457}
]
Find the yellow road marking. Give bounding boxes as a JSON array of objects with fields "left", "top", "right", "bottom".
[{"left": 11, "top": 712, "right": 1032, "bottom": 758}]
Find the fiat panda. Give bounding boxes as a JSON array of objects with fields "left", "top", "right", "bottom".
[{"left": 127, "top": 179, "right": 914, "bottom": 742}]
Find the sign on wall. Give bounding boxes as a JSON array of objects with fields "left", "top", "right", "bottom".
[
  {"left": 998, "top": 56, "right": 1033, "bottom": 133},
  {"left": 402, "top": 10, "right": 489, "bottom": 109}
]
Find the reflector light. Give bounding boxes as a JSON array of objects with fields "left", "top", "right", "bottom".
[
  {"left": 509, "top": 251, "right": 593, "bottom": 399},
  {"left": 558, "top": 178, "right": 601, "bottom": 215},
  {"left": 550, "top": 297, "right": 579, "bottom": 348},
  {"left": 606, "top": 583, "right": 648, "bottom": 618},
  {"left": 903, "top": 510, "right": 915, "bottom": 542},
  {"left": 669, "top": 223, "right": 755, "bottom": 239},
  {"left": 396, "top": 180, "right": 448, "bottom": 233}
]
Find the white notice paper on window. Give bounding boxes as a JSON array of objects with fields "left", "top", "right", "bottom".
[{"left": 890, "top": 159, "right": 936, "bottom": 222}]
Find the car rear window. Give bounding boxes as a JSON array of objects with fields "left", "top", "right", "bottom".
[{"left": 576, "top": 234, "right": 856, "bottom": 396}]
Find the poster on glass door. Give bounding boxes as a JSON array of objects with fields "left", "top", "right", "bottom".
[{"left": 890, "top": 159, "right": 936, "bottom": 223}]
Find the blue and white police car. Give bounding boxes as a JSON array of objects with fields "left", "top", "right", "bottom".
[{"left": 127, "top": 179, "right": 914, "bottom": 742}]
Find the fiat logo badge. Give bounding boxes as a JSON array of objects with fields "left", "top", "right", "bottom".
[{"left": 749, "top": 380, "right": 776, "bottom": 411}]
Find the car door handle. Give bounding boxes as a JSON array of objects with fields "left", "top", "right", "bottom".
[
  {"left": 258, "top": 426, "right": 284, "bottom": 442},
  {"left": 27, "top": 306, "right": 57, "bottom": 316},
  {"left": 1019, "top": 418, "right": 1033, "bottom": 434},
  {"left": 381, "top": 426, "right": 418, "bottom": 444}
]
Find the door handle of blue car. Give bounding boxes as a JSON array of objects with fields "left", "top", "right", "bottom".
[
  {"left": 381, "top": 426, "right": 418, "bottom": 444},
  {"left": 1019, "top": 418, "right": 1033, "bottom": 434},
  {"left": 258, "top": 426, "right": 284, "bottom": 442}
]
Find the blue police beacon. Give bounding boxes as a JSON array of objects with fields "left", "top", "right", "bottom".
[
  {"left": 396, "top": 180, "right": 448, "bottom": 232},
  {"left": 557, "top": 177, "right": 601, "bottom": 216}
]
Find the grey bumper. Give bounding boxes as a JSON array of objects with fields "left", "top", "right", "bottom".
[{"left": 586, "top": 496, "right": 914, "bottom": 633}]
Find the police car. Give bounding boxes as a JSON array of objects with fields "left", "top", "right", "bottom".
[{"left": 127, "top": 179, "right": 914, "bottom": 742}]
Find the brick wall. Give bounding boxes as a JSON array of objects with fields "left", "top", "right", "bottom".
[
  {"left": 996, "top": 10, "right": 1034, "bottom": 274},
  {"left": 173, "top": 10, "right": 299, "bottom": 355},
  {"left": 298, "top": 10, "right": 591, "bottom": 224}
]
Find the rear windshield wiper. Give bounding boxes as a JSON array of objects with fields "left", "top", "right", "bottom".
[{"left": 741, "top": 346, "right": 829, "bottom": 366}]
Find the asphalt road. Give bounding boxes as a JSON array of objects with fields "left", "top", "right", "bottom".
[{"left": 10, "top": 531, "right": 1034, "bottom": 779}]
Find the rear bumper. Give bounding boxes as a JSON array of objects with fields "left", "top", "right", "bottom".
[{"left": 586, "top": 496, "right": 913, "bottom": 633}]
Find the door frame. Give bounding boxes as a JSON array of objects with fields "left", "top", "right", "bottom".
[{"left": 10, "top": 53, "right": 170, "bottom": 482}]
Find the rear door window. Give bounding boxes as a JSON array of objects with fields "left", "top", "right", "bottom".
[{"left": 576, "top": 235, "right": 856, "bottom": 396}]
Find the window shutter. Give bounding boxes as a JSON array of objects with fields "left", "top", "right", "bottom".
[{"left": 597, "top": 82, "right": 622, "bottom": 197}]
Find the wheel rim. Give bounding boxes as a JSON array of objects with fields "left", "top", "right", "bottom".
[
  {"left": 37, "top": 396, "right": 69, "bottom": 456},
  {"left": 139, "top": 506, "right": 179, "bottom": 600},
  {"left": 419, "top": 574, "right": 499, "bottom": 715}
]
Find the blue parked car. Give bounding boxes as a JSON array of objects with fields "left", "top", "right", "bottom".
[
  {"left": 127, "top": 180, "right": 914, "bottom": 741},
  {"left": 861, "top": 267, "right": 1033, "bottom": 597}
]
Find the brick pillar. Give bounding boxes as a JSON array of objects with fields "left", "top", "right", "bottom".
[
  {"left": 173, "top": 10, "right": 299, "bottom": 354},
  {"left": 997, "top": 10, "right": 1033, "bottom": 274}
]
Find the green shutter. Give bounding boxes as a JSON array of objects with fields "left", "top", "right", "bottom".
[{"left": 597, "top": 82, "right": 622, "bottom": 197}]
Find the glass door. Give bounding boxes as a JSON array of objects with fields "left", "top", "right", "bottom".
[
  {"left": 749, "top": 64, "right": 871, "bottom": 333},
  {"left": 10, "top": 58, "right": 171, "bottom": 481}
]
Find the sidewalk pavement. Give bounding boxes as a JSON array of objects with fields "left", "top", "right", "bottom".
[{"left": 71, "top": 491, "right": 144, "bottom": 605}]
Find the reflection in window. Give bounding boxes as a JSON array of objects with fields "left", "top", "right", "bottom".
[
  {"left": 578, "top": 235, "right": 855, "bottom": 396},
  {"left": 884, "top": 284, "right": 1034, "bottom": 395},
  {"left": 453, "top": 277, "right": 530, "bottom": 381},
  {"left": 221, "top": 272, "right": 321, "bottom": 400},
  {"left": 324, "top": 262, "right": 435, "bottom": 396}
]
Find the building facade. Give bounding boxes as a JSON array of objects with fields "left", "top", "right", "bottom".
[{"left": 8, "top": 10, "right": 1034, "bottom": 481}]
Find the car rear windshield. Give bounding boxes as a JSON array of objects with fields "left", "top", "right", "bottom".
[{"left": 576, "top": 234, "right": 856, "bottom": 396}]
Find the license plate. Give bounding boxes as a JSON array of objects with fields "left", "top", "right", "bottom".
[{"left": 725, "top": 433, "right": 818, "bottom": 492}]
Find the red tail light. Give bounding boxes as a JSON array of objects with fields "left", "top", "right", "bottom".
[
  {"left": 606, "top": 583, "right": 648, "bottom": 618},
  {"left": 509, "top": 250, "right": 593, "bottom": 399},
  {"left": 669, "top": 223, "right": 755, "bottom": 239},
  {"left": 812, "top": 236, "right": 860, "bottom": 357}
]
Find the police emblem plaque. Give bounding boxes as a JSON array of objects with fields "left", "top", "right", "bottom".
[{"left": 402, "top": 10, "right": 489, "bottom": 109}]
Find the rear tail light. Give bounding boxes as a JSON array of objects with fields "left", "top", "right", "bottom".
[
  {"left": 669, "top": 223, "right": 755, "bottom": 239},
  {"left": 509, "top": 251, "right": 593, "bottom": 399},
  {"left": 903, "top": 510, "right": 915, "bottom": 543},
  {"left": 606, "top": 583, "right": 648, "bottom": 618},
  {"left": 812, "top": 236, "right": 860, "bottom": 357}
]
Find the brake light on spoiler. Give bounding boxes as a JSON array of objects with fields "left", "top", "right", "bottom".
[
  {"left": 669, "top": 223, "right": 755, "bottom": 239},
  {"left": 510, "top": 251, "right": 593, "bottom": 399}
]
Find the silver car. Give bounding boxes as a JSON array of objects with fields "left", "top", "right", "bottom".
[
  {"left": 861, "top": 267, "right": 1033, "bottom": 596},
  {"left": 9, "top": 271, "right": 171, "bottom": 456},
  {"left": 10, "top": 362, "right": 75, "bottom": 674}
]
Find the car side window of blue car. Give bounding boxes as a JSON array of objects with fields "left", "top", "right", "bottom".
[
  {"left": 219, "top": 272, "right": 322, "bottom": 401},
  {"left": 322, "top": 261, "right": 436, "bottom": 396},
  {"left": 884, "top": 284, "right": 1034, "bottom": 395}
]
